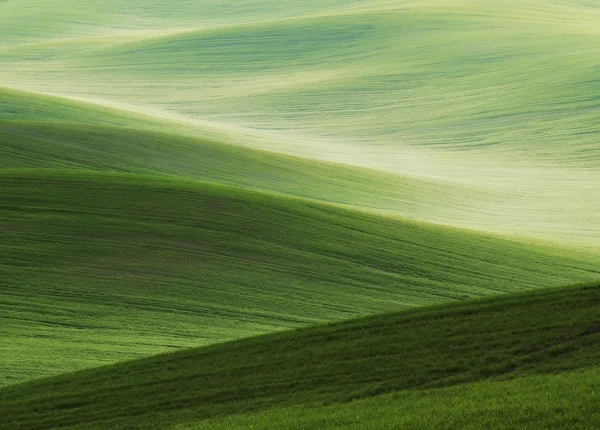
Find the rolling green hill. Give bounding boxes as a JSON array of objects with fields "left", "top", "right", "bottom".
[
  {"left": 2, "top": 88, "right": 600, "bottom": 248},
  {"left": 0, "top": 114, "right": 492, "bottom": 221},
  {"left": 2, "top": 0, "right": 599, "bottom": 171},
  {"left": 1, "top": 0, "right": 599, "bottom": 247},
  {"left": 187, "top": 367, "right": 600, "bottom": 429},
  {"left": 1, "top": 1, "right": 600, "bottom": 427},
  {"left": 2, "top": 282, "right": 598, "bottom": 429},
  {"left": 0, "top": 0, "right": 371, "bottom": 45},
  {"left": 2, "top": 87, "right": 531, "bottom": 247},
  {"left": 1, "top": 171, "right": 597, "bottom": 388}
]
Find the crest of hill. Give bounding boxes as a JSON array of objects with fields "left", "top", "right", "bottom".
[{"left": 3, "top": 87, "right": 600, "bottom": 248}]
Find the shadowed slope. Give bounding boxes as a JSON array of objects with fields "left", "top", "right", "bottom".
[
  {"left": 1, "top": 171, "right": 598, "bottom": 387},
  {"left": 1, "top": 283, "right": 599, "bottom": 429},
  {"left": 187, "top": 368, "right": 600, "bottom": 429}
]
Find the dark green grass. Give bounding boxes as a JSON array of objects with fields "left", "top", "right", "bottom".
[
  {"left": 1, "top": 171, "right": 598, "bottom": 387},
  {"left": 1, "top": 282, "right": 599, "bottom": 429},
  {"left": 188, "top": 367, "right": 600, "bottom": 429}
]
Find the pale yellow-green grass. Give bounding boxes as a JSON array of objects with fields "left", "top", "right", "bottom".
[
  {"left": 0, "top": 0, "right": 372, "bottom": 45},
  {"left": 1, "top": 0, "right": 598, "bottom": 247}
]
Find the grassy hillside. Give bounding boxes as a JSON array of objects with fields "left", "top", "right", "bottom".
[
  {"left": 0, "top": 87, "right": 149, "bottom": 126},
  {"left": 1, "top": 1, "right": 599, "bottom": 247},
  {"left": 1, "top": 1, "right": 599, "bottom": 427},
  {"left": 1, "top": 282, "right": 598, "bottom": 429},
  {"left": 187, "top": 368, "right": 600, "bottom": 429},
  {"left": 1, "top": 171, "right": 598, "bottom": 388},
  {"left": 2, "top": 88, "right": 600, "bottom": 248},
  {"left": 1, "top": 0, "right": 598, "bottom": 171},
  {"left": 0, "top": 0, "right": 370, "bottom": 45},
  {"left": 0, "top": 117, "right": 493, "bottom": 221},
  {"left": 2, "top": 87, "right": 535, "bottom": 245}
]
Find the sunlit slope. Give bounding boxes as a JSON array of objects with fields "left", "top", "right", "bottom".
[
  {"left": 1, "top": 1, "right": 597, "bottom": 171},
  {"left": 2, "top": 283, "right": 599, "bottom": 429},
  {"left": 1, "top": 1, "right": 599, "bottom": 246},
  {"left": 1, "top": 172, "right": 598, "bottom": 387},
  {"left": 2, "top": 88, "right": 600, "bottom": 247},
  {"left": 0, "top": 85, "right": 483, "bottom": 219},
  {"left": 2, "top": 86, "right": 481, "bottom": 222},
  {"left": 0, "top": 0, "right": 370, "bottom": 45},
  {"left": 0, "top": 86, "right": 170, "bottom": 127},
  {"left": 0, "top": 118, "right": 504, "bottom": 224},
  {"left": 0, "top": 86, "right": 240, "bottom": 142},
  {"left": 0, "top": 87, "right": 542, "bottom": 240}
]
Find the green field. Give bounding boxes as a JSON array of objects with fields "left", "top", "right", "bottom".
[
  {"left": 187, "top": 368, "right": 600, "bottom": 430},
  {"left": 4, "top": 171, "right": 597, "bottom": 387},
  {"left": 0, "top": 94, "right": 497, "bottom": 221},
  {"left": 1, "top": 0, "right": 599, "bottom": 428},
  {"left": 2, "top": 283, "right": 599, "bottom": 429},
  {"left": 1, "top": 0, "right": 600, "bottom": 246}
]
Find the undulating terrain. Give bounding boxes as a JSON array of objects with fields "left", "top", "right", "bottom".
[
  {"left": 2, "top": 283, "right": 599, "bottom": 429},
  {"left": 1, "top": 0, "right": 599, "bottom": 428}
]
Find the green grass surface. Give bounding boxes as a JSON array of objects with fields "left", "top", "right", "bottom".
[
  {"left": 2, "top": 88, "right": 600, "bottom": 248},
  {"left": 0, "top": 118, "right": 493, "bottom": 221},
  {"left": 1, "top": 283, "right": 599, "bottom": 429},
  {"left": 1, "top": 1, "right": 600, "bottom": 427},
  {"left": 3, "top": 171, "right": 597, "bottom": 388},
  {"left": 2, "top": 0, "right": 599, "bottom": 171},
  {"left": 0, "top": 87, "right": 155, "bottom": 126},
  {"left": 186, "top": 368, "right": 600, "bottom": 430},
  {"left": 1, "top": 1, "right": 599, "bottom": 247},
  {"left": 0, "top": 0, "right": 369, "bottom": 45}
]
